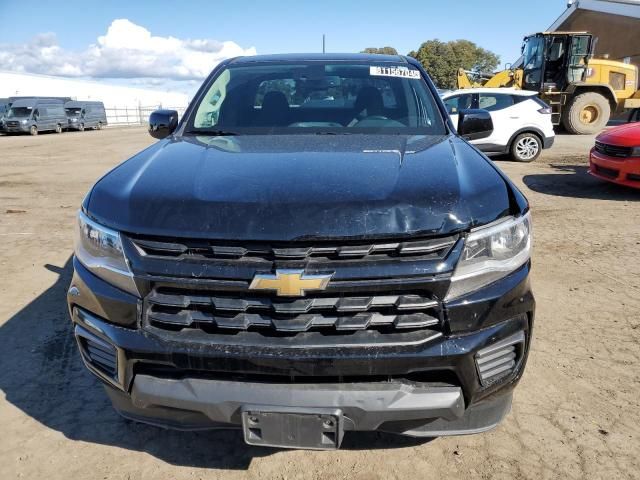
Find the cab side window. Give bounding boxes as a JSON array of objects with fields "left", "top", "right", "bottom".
[
  {"left": 478, "top": 93, "right": 514, "bottom": 112},
  {"left": 444, "top": 94, "right": 473, "bottom": 114}
]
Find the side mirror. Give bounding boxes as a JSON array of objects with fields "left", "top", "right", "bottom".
[
  {"left": 148, "top": 109, "right": 179, "bottom": 139},
  {"left": 457, "top": 109, "right": 493, "bottom": 141}
]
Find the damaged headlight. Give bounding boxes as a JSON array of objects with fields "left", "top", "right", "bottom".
[
  {"left": 446, "top": 213, "right": 531, "bottom": 300},
  {"left": 74, "top": 211, "right": 139, "bottom": 296}
]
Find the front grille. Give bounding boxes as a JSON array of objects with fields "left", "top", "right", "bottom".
[
  {"left": 127, "top": 234, "right": 460, "bottom": 347},
  {"left": 145, "top": 288, "right": 441, "bottom": 333},
  {"left": 594, "top": 164, "right": 619, "bottom": 179},
  {"left": 595, "top": 141, "right": 632, "bottom": 158},
  {"left": 5, "top": 121, "right": 19, "bottom": 128},
  {"left": 134, "top": 363, "right": 461, "bottom": 386},
  {"left": 475, "top": 331, "right": 525, "bottom": 386},
  {"left": 130, "top": 234, "right": 458, "bottom": 262}
]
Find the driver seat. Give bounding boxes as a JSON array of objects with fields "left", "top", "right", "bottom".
[
  {"left": 350, "top": 87, "right": 384, "bottom": 125},
  {"left": 256, "top": 91, "right": 291, "bottom": 126}
]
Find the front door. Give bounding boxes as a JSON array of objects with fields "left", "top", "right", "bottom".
[
  {"left": 443, "top": 93, "right": 475, "bottom": 131},
  {"left": 476, "top": 92, "right": 517, "bottom": 147},
  {"left": 567, "top": 35, "right": 592, "bottom": 84}
]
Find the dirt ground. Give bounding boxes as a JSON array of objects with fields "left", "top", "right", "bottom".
[{"left": 0, "top": 127, "right": 639, "bottom": 480}]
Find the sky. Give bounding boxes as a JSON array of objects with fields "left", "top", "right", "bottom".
[{"left": 0, "top": 0, "right": 565, "bottom": 94}]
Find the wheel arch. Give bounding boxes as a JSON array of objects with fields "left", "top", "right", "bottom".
[
  {"left": 566, "top": 83, "right": 617, "bottom": 111},
  {"left": 507, "top": 126, "right": 544, "bottom": 150}
]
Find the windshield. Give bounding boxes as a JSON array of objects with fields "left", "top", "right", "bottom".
[
  {"left": 7, "top": 107, "right": 32, "bottom": 118},
  {"left": 66, "top": 107, "right": 82, "bottom": 116},
  {"left": 523, "top": 37, "right": 544, "bottom": 71},
  {"left": 188, "top": 61, "right": 446, "bottom": 135}
]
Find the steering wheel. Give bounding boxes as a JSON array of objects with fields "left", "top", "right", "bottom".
[
  {"left": 352, "top": 115, "right": 407, "bottom": 128},
  {"left": 348, "top": 114, "right": 389, "bottom": 127}
]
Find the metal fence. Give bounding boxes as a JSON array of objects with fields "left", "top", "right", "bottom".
[{"left": 104, "top": 106, "right": 187, "bottom": 127}]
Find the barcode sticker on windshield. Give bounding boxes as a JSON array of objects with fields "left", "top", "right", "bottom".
[{"left": 370, "top": 66, "right": 420, "bottom": 79}]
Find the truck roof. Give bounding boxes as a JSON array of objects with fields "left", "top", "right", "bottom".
[
  {"left": 10, "top": 98, "right": 66, "bottom": 108},
  {"left": 65, "top": 100, "right": 104, "bottom": 108},
  {"left": 9, "top": 96, "right": 70, "bottom": 103},
  {"left": 229, "top": 53, "right": 408, "bottom": 64},
  {"left": 538, "top": 31, "right": 590, "bottom": 35}
]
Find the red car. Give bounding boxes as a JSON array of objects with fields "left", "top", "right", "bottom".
[{"left": 589, "top": 121, "right": 640, "bottom": 188}]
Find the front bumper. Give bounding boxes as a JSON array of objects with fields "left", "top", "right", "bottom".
[
  {"left": 68, "top": 257, "right": 534, "bottom": 444},
  {"left": 105, "top": 373, "right": 512, "bottom": 439},
  {"left": 3, "top": 123, "right": 30, "bottom": 133},
  {"left": 589, "top": 148, "right": 640, "bottom": 189}
]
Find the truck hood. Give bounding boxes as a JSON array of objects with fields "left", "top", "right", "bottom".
[{"left": 87, "top": 134, "right": 515, "bottom": 241}]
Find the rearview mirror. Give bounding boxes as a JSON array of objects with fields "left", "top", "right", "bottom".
[
  {"left": 457, "top": 109, "right": 493, "bottom": 141},
  {"left": 148, "top": 109, "right": 179, "bottom": 139}
]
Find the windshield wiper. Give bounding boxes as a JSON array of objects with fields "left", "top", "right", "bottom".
[
  {"left": 313, "top": 131, "right": 351, "bottom": 135},
  {"left": 186, "top": 129, "right": 239, "bottom": 136}
]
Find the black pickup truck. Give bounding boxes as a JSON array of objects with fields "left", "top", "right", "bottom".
[{"left": 68, "top": 53, "right": 534, "bottom": 450}]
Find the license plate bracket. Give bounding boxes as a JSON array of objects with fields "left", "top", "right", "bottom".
[{"left": 241, "top": 407, "right": 344, "bottom": 450}]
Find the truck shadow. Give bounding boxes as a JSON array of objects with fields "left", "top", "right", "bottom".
[
  {"left": 0, "top": 257, "right": 432, "bottom": 469},
  {"left": 523, "top": 164, "right": 640, "bottom": 200}
]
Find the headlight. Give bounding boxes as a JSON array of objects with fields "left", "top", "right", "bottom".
[
  {"left": 21, "top": 119, "right": 27, "bottom": 124},
  {"left": 446, "top": 213, "right": 531, "bottom": 301},
  {"left": 631, "top": 146, "right": 640, "bottom": 157},
  {"left": 74, "top": 211, "right": 139, "bottom": 296}
]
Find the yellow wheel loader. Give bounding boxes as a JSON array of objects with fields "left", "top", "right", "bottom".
[{"left": 457, "top": 32, "right": 640, "bottom": 134}]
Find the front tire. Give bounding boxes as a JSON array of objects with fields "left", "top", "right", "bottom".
[
  {"left": 78, "top": 123, "right": 85, "bottom": 132},
  {"left": 510, "top": 133, "right": 541, "bottom": 162},
  {"left": 55, "top": 124, "right": 62, "bottom": 134},
  {"left": 30, "top": 125, "right": 38, "bottom": 136},
  {"left": 97, "top": 122, "right": 103, "bottom": 130},
  {"left": 562, "top": 92, "right": 610, "bottom": 134}
]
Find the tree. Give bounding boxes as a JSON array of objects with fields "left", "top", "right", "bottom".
[
  {"left": 361, "top": 47, "right": 398, "bottom": 55},
  {"left": 408, "top": 40, "right": 499, "bottom": 89}
]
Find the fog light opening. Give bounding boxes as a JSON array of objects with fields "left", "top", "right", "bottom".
[
  {"left": 475, "top": 331, "right": 525, "bottom": 386},
  {"left": 74, "top": 324, "right": 120, "bottom": 384}
]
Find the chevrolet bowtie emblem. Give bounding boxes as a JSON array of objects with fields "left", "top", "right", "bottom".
[{"left": 249, "top": 269, "right": 333, "bottom": 297}]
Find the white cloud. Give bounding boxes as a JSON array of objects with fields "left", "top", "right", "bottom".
[{"left": 0, "top": 19, "right": 256, "bottom": 82}]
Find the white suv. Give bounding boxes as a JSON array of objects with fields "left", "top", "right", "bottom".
[{"left": 441, "top": 88, "right": 555, "bottom": 162}]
